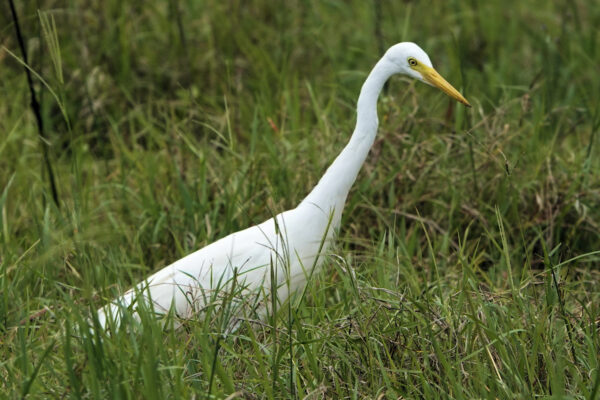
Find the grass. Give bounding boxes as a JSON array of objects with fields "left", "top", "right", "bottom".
[{"left": 1, "top": 0, "right": 599, "bottom": 398}]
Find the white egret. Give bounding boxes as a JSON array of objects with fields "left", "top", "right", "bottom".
[{"left": 96, "top": 42, "right": 470, "bottom": 330}]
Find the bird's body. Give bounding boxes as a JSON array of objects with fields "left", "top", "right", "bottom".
[
  {"left": 97, "top": 203, "right": 334, "bottom": 328},
  {"left": 97, "top": 42, "right": 469, "bottom": 329}
]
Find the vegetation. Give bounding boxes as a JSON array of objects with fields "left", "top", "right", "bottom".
[{"left": 1, "top": 0, "right": 599, "bottom": 398}]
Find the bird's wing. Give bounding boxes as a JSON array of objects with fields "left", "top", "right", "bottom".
[{"left": 96, "top": 211, "right": 294, "bottom": 328}]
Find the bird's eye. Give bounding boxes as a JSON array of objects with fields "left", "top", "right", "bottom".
[{"left": 408, "top": 57, "right": 418, "bottom": 67}]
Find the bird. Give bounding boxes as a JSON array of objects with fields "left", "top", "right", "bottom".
[{"left": 96, "top": 42, "right": 470, "bottom": 331}]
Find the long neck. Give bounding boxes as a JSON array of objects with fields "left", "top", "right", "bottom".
[{"left": 300, "top": 58, "right": 394, "bottom": 218}]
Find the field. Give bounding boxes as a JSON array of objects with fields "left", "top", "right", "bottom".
[{"left": 1, "top": 0, "right": 599, "bottom": 398}]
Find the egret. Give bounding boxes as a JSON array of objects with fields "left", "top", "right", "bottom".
[{"left": 96, "top": 42, "right": 470, "bottom": 330}]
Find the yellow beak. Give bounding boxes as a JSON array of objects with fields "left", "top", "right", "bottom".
[{"left": 419, "top": 65, "right": 471, "bottom": 107}]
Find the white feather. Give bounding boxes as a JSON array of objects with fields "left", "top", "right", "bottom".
[{"left": 96, "top": 42, "right": 469, "bottom": 330}]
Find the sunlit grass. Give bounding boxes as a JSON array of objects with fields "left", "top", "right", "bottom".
[{"left": 1, "top": 0, "right": 599, "bottom": 398}]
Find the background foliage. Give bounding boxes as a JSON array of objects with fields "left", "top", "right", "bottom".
[{"left": 1, "top": 0, "right": 599, "bottom": 398}]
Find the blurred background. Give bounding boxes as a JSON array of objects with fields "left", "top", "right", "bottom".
[{"left": 0, "top": 0, "right": 599, "bottom": 398}]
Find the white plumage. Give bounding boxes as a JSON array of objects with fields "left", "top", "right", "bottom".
[{"left": 97, "top": 42, "right": 470, "bottom": 330}]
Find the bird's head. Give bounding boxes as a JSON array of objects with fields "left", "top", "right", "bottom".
[{"left": 383, "top": 42, "right": 471, "bottom": 107}]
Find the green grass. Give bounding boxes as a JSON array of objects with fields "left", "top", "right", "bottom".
[{"left": 1, "top": 0, "right": 600, "bottom": 398}]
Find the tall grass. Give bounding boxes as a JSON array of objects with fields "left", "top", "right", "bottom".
[{"left": 1, "top": 0, "right": 599, "bottom": 398}]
